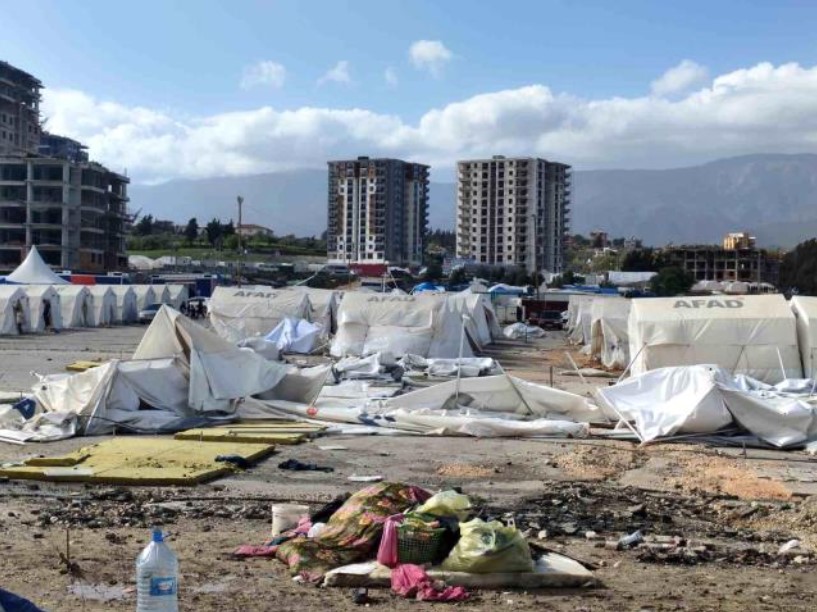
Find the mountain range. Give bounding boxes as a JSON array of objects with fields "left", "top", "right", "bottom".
[{"left": 129, "top": 153, "right": 817, "bottom": 248}]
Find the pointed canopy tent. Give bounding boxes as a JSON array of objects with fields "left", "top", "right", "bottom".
[
  {"left": 54, "top": 285, "right": 92, "bottom": 328},
  {"left": 21, "top": 285, "right": 63, "bottom": 332},
  {"left": 87, "top": 286, "right": 117, "bottom": 326},
  {"left": 110, "top": 285, "right": 138, "bottom": 323},
  {"left": 0, "top": 286, "right": 31, "bottom": 335},
  {"left": 628, "top": 294, "right": 802, "bottom": 384},
  {"left": 5, "top": 247, "right": 68, "bottom": 285}
]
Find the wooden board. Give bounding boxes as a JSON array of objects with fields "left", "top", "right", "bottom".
[
  {"left": 0, "top": 437, "right": 275, "bottom": 486},
  {"left": 65, "top": 360, "right": 105, "bottom": 372},
  {"left": 174, "top": 429, "right": 307, "bottom": 445}
]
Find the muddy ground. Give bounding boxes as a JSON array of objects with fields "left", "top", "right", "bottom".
[{"left": 1, "top": 327, "right": 817, "bottom": 610}]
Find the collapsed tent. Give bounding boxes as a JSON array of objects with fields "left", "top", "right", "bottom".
[
  {"left": 165, "top": 284, "right": 189, "bottom": 309},
  {"left": 264, "top": 317, "right": 324, "bottom": 354},
  {"left": 503, "top": 323, "right": 545, "bottom": 340},
  {"left": 252, "top": 373, "right": 599, "bottom": 437},
  {"left": 87, "top": 286, "right": 117, "bottom": 327},
  {"left": 628, "top": 294, "right": 802, "bottom": 383},
  {"left": 588, "top": 298, "right": 631, "bottom": 369},
  {"left": 791, "top": 296, "right": 817, "bottom": 377},
  {"left": 22, "top": 285, "right": 62, "bottom": 332},
  {"left": 597, "top": 365, "right": 817, "bottom": 448},
  {"left": 110, "top": 285, "right": 138, "bottom": 323},
  {"left": 54, "top": 285, "right": 92, "bottom": 328},
  {"left": 0, "top": 286, "right": 31, "bottom": 335},
  {"left": 4, "top": 246, "right": 68, "bottom": 285},
  {"left": 447, "top": 291, "right": 502, "bottom": 349},
  {"left": 331, "top": 293, "right": 472, "bottom": 359},
  {"left": 209, "top": 286, "right": 311, "bottom": 343},
  {"left": 131, "top": 285, "right": 157, "bottom": 310}
]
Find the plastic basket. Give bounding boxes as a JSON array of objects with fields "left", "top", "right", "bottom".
[{"left": 397, "top": 524, "right": 447, "bottom": 564}]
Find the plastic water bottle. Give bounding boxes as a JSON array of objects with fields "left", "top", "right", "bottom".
[{"left": 136, "top": 527, "right": 179, "bottom": 611}]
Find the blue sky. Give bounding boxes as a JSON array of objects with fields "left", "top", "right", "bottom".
[{"left": 4, "top": 0, "right": 817, "bottom": 182}]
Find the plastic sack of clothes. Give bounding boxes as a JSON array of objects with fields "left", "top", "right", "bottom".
[
  {"left": 441, "top": 518, "right": 534, "bottom": 574},
  {"left": 415, "top": 490, "right": 472, "bottom": 521},
  {"left": 277, "top": 482, "right": 429, "bottom": 581}
]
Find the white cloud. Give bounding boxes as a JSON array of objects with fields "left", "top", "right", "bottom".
[
  {"left": 41, "top": 61, "right": 817, "bottom": 184},
  {"left": 240, "top": 60, "right": 286, "bottom": 90},
  {"left": 385, "top": 66, "right": 398, "bottom": 87},
  {"left": 409, "top": 40, "right": 453, "bottom": 78},
  {"left": 651, "top": 59, "right": 708, "bottom": 97},
  {"left": 318, "top": 60, "right": 351, "bottom": 85}
]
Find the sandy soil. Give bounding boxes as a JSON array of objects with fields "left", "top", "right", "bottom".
[{"left": 1, "top": 328, "right": 817, "bottom": 610}]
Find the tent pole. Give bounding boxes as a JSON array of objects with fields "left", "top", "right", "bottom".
[
  {"left": 617, "top": 342, "right": 646, "bottom": 384},
  {"left": 775, "top": 347, "right": 786, "bottom": 381}
]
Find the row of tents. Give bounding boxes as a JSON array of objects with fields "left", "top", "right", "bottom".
[
  {"left": 0, "top": 283, "right": 190, "bottom": 334},
  {"left": 207, "top": 285, "right": 503, "bottom": 359},
  {"left": 567, "top": 293, "right": 817, "bottom": 384}
]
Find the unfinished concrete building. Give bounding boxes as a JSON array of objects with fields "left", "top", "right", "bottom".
[
  {"left": 0, "top": 61, "right": 42, "bottom": 156},
  {"left": 327, "top": 157, "right": 429, "bottom": 265},
  {"left": 456, "top": 156, "right": 571, "bottom": 274}
]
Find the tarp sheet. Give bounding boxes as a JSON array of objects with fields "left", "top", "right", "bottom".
[{"left": 209, "top": 286, "right": 311, "bottom": 343}]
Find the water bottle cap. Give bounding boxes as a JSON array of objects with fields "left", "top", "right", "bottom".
[{"left": 151, "top": 528, "right": 164, "bottom": 543}]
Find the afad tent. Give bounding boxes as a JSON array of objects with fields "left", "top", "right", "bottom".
[
  {"left": 331, "top": 292, "right": 471, "bottom": 359},
  {"left": 87, "top": 286, "right": 117, "bottom": 327},
  {"left": 628, "top": 294, "right": 802, "bottom": 383},
  {"left": 791, "top": 296, "right": 817, "bottom": 377},
  {"left": 165, "top": 284, "right": 189, "bottom": 309},
  {"left": 288, "top": 287, "right": 340, "bottom": 335},
  {"left": 110, "top": 285, "right": 138, "bottom": 323},
  {"left": 448, "top": 290, "right": 502, "bottom": 349},
  {"left": 131, "top": 285, "right": 157, "bottom": 310},
  {"left": 589, "top": 297, "right": 631, "bottom": 369},
  {"left": 0, "top": 286, "right": 31, "bottom": 335},
  {"left": 4, "top": 246, "right": 68, "bottom": 285},
  {"left": 22, "top": 285, "right": 63, "bottom": 332},
  {"left": 208, "top": 286, "right": 311, "bottom": 343},
  {"left": 54, "top": 285, "right": 92, "bottom": 328},
  {"left": 153, "top": 285, "right": 171, "bottom": 306}
]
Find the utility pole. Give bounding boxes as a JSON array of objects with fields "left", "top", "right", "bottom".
[{"left": 236, "top": 195, "right": 244, "bottom": 288}]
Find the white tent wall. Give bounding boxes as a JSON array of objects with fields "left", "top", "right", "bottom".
[
  {"left": 153, "top": 285, "right": 171, "bottom": 306},
  {"left": 165, "top": 284, "right": 189, "bottom": 309},
  {"left": 87, "top": 286, "right": 117, "bottom": 327},
  {"left": 0, "top": 286, "right": 31, "bottom": 335},
  {"left": 446, "top": 292, "right": 498, "bottom": 349},
  {"left": 791, "top": 296, "right": 817, "bottom": 377},
  {"left": 288, "top": 287, "right": 339, "bottom": 335},
  {"left": 131, "top": 286, "right": 157, "bottom": 310},
  {"left": 22, "top": 285, "right": 62, "bottom": 332},
  {"left": 589, "top": 298, "right": 631, "bottom": 369},
  {"left": 567, "top": 296, "right": 595, "bottom": 344},
  {"left": 110, "top": 286, "right": 138, "bottom": 323},
  {"left": 208, "top": 286, "right": 311, "bottom": 343},
  {"left": 628, "top": 294, "right": 802, "bottom": 383},
  {"left": 54, "top": 285, "right": 92, "bottom": 328}
]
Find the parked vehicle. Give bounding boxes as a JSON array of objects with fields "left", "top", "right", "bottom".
[{"left": 138, "top": 303, "right": 163, "bottom": 323}]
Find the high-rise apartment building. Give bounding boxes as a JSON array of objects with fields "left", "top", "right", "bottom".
[
  {"left": 0, "top": 61, "right": 130, "bottom": 272},
  {"left": 327, "top": 157, "right": 429, "bottom": 265},
  {"left": 0, "top": 60, "right": 42, "bottom": 156},
  {"left": 456, "top": 155, "right": 570, "bottom": 274}
]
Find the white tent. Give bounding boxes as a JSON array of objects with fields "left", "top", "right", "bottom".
[
  {"left": 289, "top": 286, "right": 340, "bottom": 335},
  {"left": 791, "top": 296, "right": 817, "bottom": 377},
  {"left": 165, "top": 284, "right": 189, "bottom": 309},
  {"left": 87, "top": 286, "right": 117, "bottom": 327},
  {"left": 110, "top": 286, "right": 138, "bottom": 323},
  {"left": 5, "top": 246, "right": 68, "bottom": 285},
  {"left": 22, "top": 285, "right": 63, "bottom": 332},
  {"left": 567, "top": 295, "right": 594, "bottom": 344},
  {"left": 0, "top": 286, "right": 31, "bottom": 335},
  {"left": 128, "top": 255, "right": 157, "bottom": 271},
  {"left": 331, "top": 292, "right": 471, "bottom": 359},
  {"left": 208, "top": 286, "right": 311, "bottom": 343},
  {"left": 589, "top": 297, "right": 631, "bottom": 369},
  {"left": 628, "top": 294, "right": 802, "bottom": 383},
  {"left": 54, "top": 285, "right": 92, "bottom": 328},
  {"left": 134, "top": 306, "right": 290, "bottom": 411},
  {"left": 131, "top": 285, "right": 157, "bottom": 310},
  {"left": 153, "top": 285, "right": 171, "bottom": 306},
  {"left": 448, "top": 291, "right": 502, "bottom": 349}
]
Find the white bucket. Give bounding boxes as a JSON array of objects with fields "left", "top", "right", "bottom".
[{"left": 271, "top": 503, "right": 309, "bottom": 536}]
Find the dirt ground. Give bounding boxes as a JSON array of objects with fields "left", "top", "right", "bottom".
[{"left": 2, "top": 327, "right": 817, "bottom": 610}]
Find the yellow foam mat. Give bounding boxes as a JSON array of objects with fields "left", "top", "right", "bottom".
[
  {"left": 65, "top": 360, "right": 105, "bottom": 372},
  {"left": 175, "top": 429, "right": 307, "bottom": 445},
  {"left": 0, "top": 438, "right": 275, "bottom": 486}
]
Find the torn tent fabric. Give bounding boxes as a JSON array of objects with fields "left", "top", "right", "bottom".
[{"left": 208, "top": 286, "right": 311, "bottom": 343}]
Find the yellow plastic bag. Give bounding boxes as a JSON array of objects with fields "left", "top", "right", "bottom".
[
  {"left": 441, "top": 519, "right": 534, "bottom": 574},
  {"left": 415, "top": 490, "right": 472, "bottom": 521}
]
